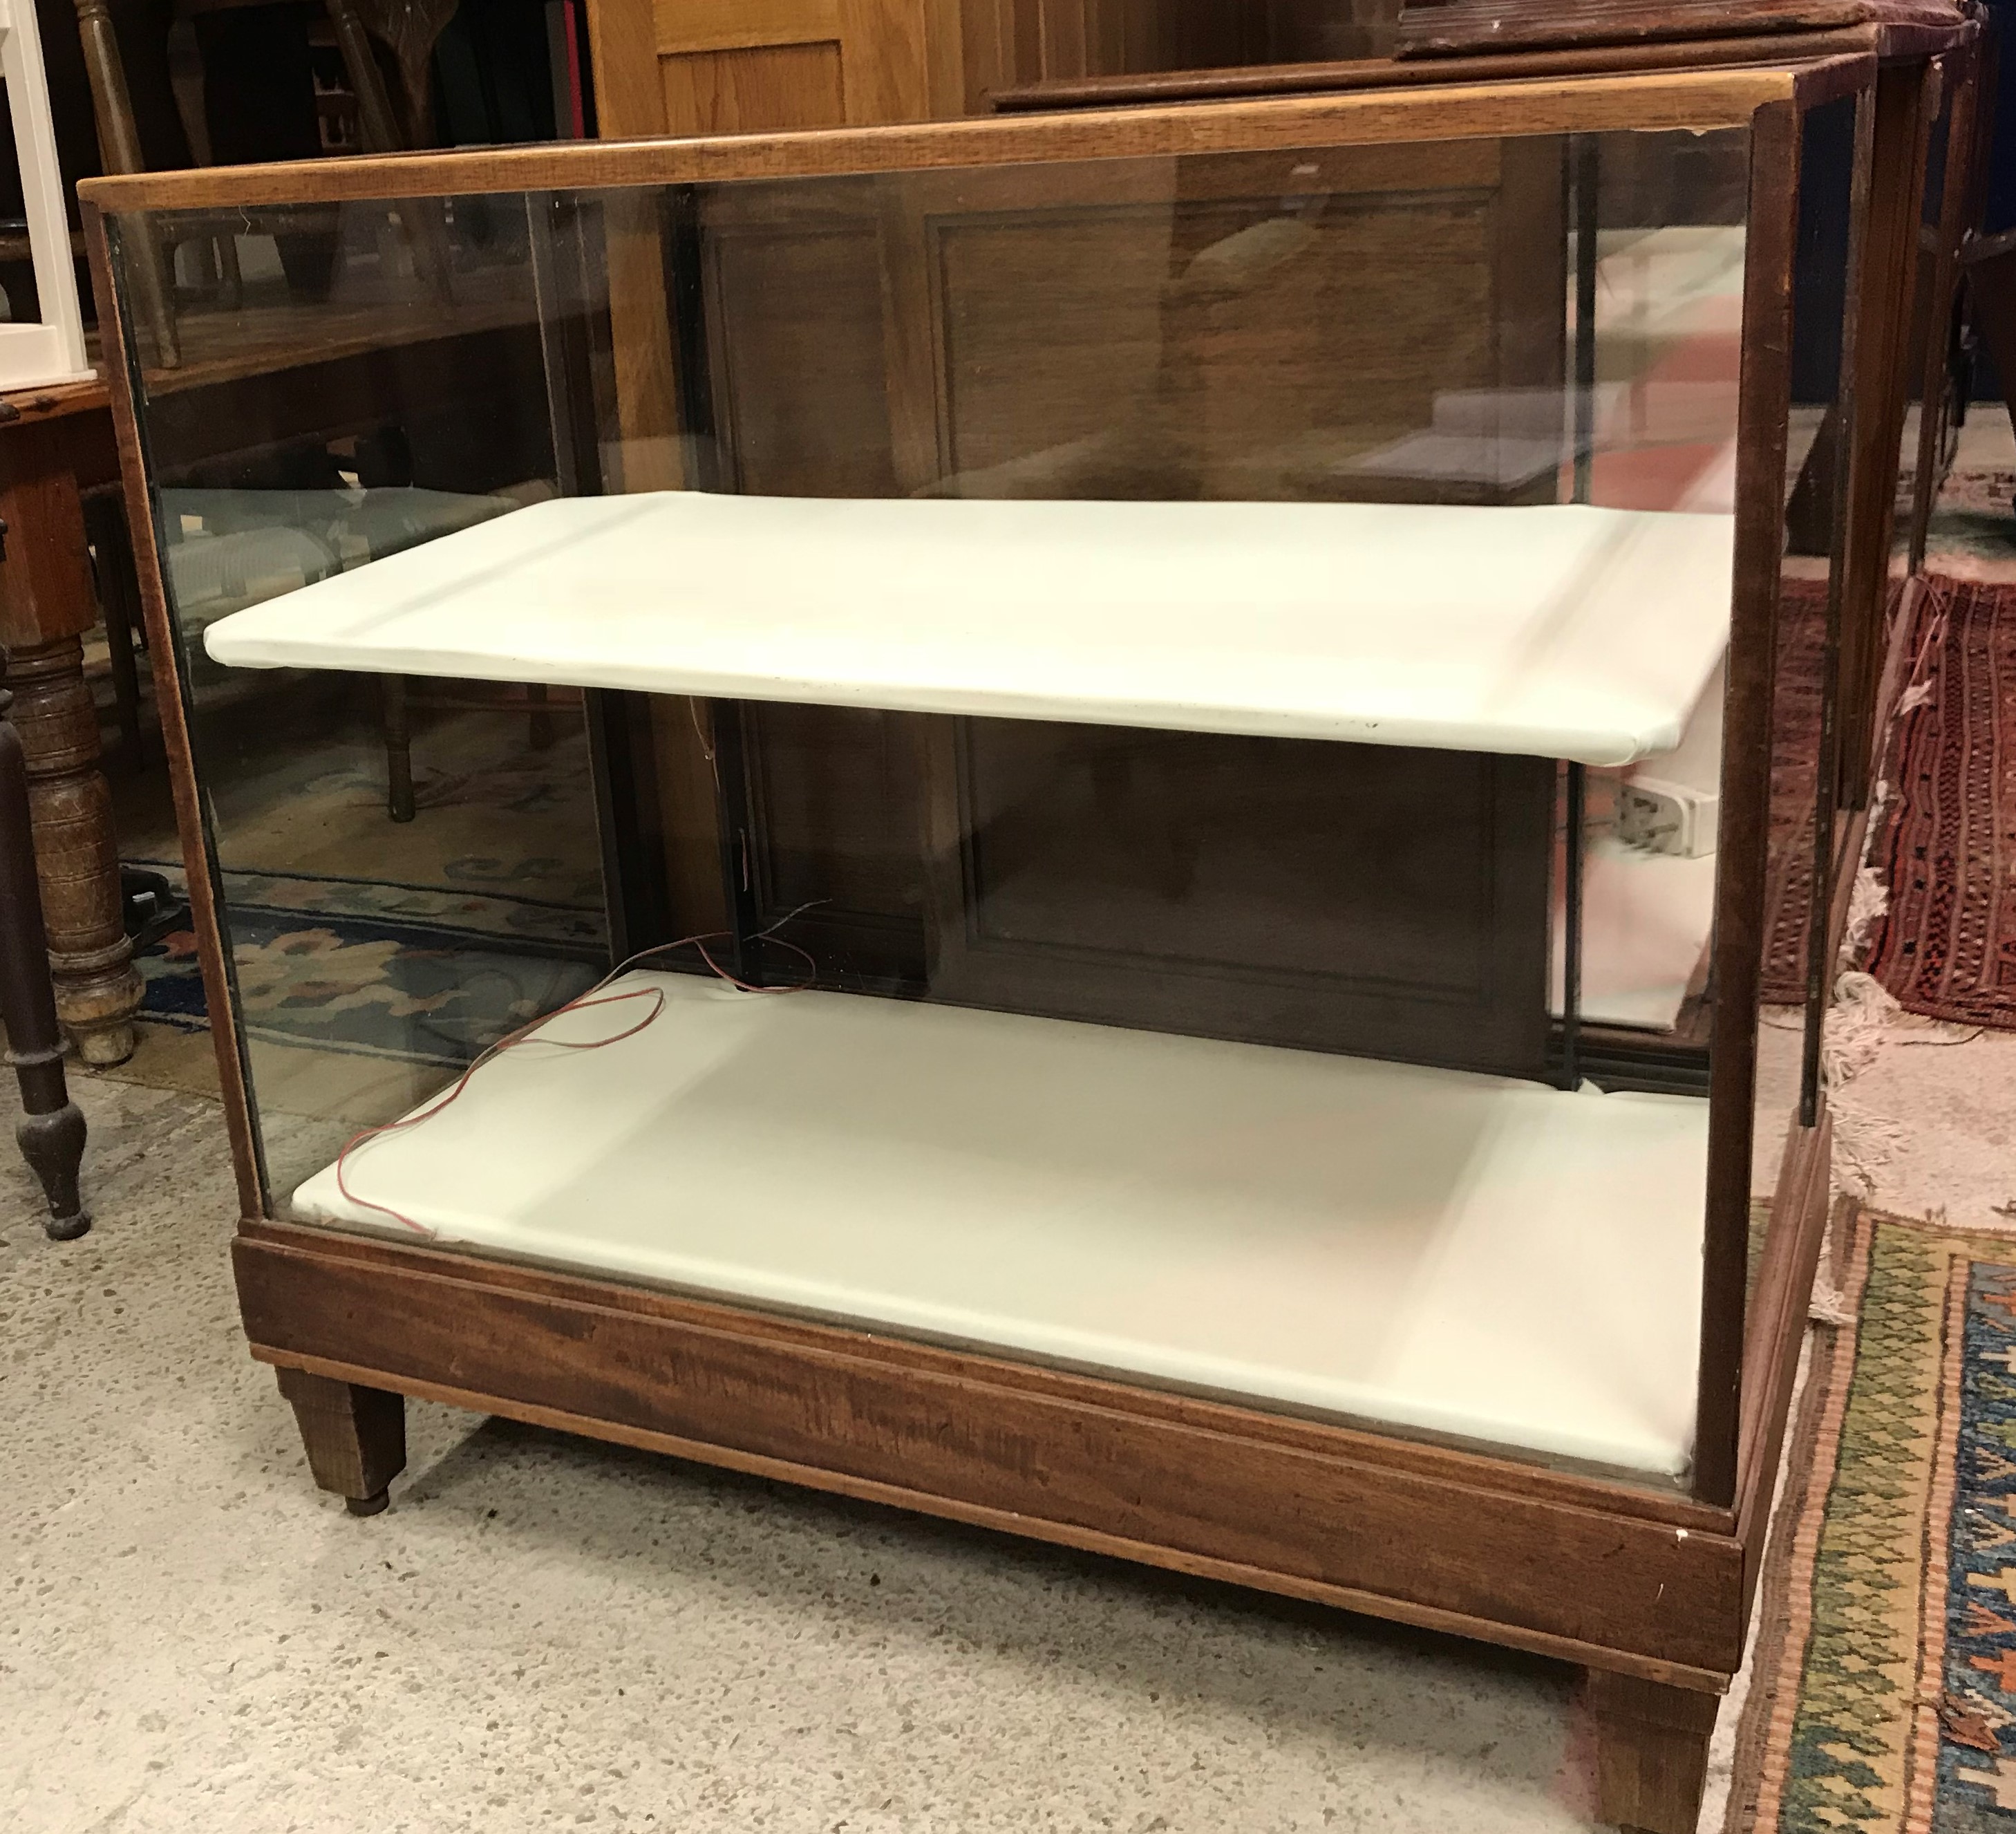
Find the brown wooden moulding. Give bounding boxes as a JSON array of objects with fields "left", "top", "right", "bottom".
[
  {"left": 79, "top": 67, "right": 1807, "bottom": 216},
  {"left": 1907, "top": 37, "right": 1983, "bottom": 572},
  {"left": 1393, "top": 0, "right": 1963, "bottom": 59},
  {"left": 1693, "top": 95, "right": 1802, "bottom": 1510},
  {"left": 992, "top": 33, "right": 1884, "bottom": 111},
  {"left": 234, "top": 1220, "right": 1746, "bottom": 1683},
  {"left": 1835, "top": 61, "right": 1938, "bottom": 811}
]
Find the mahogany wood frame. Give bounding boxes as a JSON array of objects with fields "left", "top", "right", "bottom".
[{"left": 82, "top": 50, "right": 1952, "bottom": 1832}]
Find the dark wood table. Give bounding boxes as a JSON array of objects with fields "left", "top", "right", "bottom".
[{"left": 0, "top": 374, "right": 143, "bottom": 1067}]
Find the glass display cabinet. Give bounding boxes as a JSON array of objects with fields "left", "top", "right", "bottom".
[{"left": 82, "top": 17, "right": 1968, "bottom": 1828}]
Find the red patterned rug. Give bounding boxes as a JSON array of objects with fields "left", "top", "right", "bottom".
[
  {"left": 1863, "top": 577, "right": 2016, "bottom": 1027},
  {"left": 1760, "top": 578, "right": 1829, "bottom": 1007}
]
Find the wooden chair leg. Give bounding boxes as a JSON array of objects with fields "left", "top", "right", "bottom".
[
  {"left": 276, "top": 1368, "right": 406, "bottom": 1515},
  {"left": 321, "top": 2, "right": 455, "bottom": 300},
  {"left": 214, "top": 234, "right": 243, "bottom": 308},
  {"left": 72, "top": 1, "right": 180, "bottom": 367},
  {"left": 1587, "top": 1670, "right": 1720, "bottom": 1834},
  {"left": 0, "top": 689, "right": 86, "bottom": 1238},
  {"left": 527, "top": 682, "right": 556, "bottom": 751},
  {"left": 162, "top": 17, "right": 242, "bottom": 309},
  {"left": 379, "top": 673, "right": 415, "bottom": 822},
  {"left": 323, "top": 0, "right": 404, "bottom": 153}
]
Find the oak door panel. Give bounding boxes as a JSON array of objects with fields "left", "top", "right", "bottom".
[{"left": 661, "top": 42, "right": 849, "bottom": 134}]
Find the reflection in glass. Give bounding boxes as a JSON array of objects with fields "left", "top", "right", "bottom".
[{"left": 117, "top": 124, "right": 1756, "bottom": 1482}]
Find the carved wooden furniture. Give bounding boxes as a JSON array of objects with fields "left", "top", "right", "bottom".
[
  {"left": 85, "top": 24, "right": 1966, "bottom": 1829},
  {"left": 0, "top": 679, "right": 88, "bottom": 1237},
  {"left": 0, "top": 377, "right": 142, "bottom": 1067}
]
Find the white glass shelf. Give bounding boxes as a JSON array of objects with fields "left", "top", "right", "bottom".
[
  {"left": 297, "top": 972, "right": 1706, "bottom": 1476},
  {"left": 202, "top": 492, "right": 1735, "bottom": 767}
]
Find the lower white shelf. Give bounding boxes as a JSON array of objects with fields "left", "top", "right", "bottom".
[{"left": 296, "top": 972, "right": 1707, "bottom": 1477}]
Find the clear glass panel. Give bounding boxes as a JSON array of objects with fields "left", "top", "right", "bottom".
[
  {"left": 1748, "top": 95, "right": 1859, "bottom": 1247},
  {"left": 1734, "top": 92, "right": 1861, "bottom": 1327},
  {"left": 113, "top": 118, "right": 1760, "bottom": 1486},
  {"left": 112, "top": 200, "right": 607, "bottom": 1198},
  {"left": 1904, "top": 73, "right": 1957, "bottom": 547}
]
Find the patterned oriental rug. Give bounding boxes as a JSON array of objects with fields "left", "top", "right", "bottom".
[
  {"left": 1725, "top": 1209, "right": 2016, "bottom": 1833},
  {"left": 1757, "top": 570, "right": 2016, "bottom": 1031},
  {"left": 117, "top": 709, "right": 609, "bottom": 1074},
  {"left": 132, "top": 863, "right": 604, "bottom": 1067},
  {"left": 1863, "top": 578, "right": 2016, "bottom": 1029},
  {"left": 1761, "top": 577, "right": 1831, "bottom": 1008}
]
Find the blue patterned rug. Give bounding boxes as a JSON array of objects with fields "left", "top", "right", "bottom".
[{"left": 132, "top": 861, "right": 606, "bottom": 1068}]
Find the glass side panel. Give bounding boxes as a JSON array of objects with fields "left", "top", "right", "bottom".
[
  {"left": 1904, "top": 71, "right": 1957, "bottom": 554},
  {"left": 1746, "top": 93, "right": 1860, "bottom": 1302},
  {"left": 112, "top": 118, "right": 1761, "bottom": 1485},
  {"left": 109, "top": 200, "right": 607, "bottom": 1201}
]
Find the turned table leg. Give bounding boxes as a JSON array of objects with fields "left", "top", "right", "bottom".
[
  {"left": 0, "top": 427, "right": 144, "bottom": 1067},
  {"left": 4, "top": 639, "right": 142, "bottom": 1064},
  {"left": 276, "top": 1368, "right": 407, "bottom": 1515},
  {"left": 1588, "top": 1671, "right": 1722, "bottom": 1834},
  {"left": 0, "top": 689, "right": 86, "bottom": 1237}
]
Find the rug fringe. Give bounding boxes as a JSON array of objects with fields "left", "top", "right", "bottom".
[
  {"left": 1822, "top": 966, "right": 1983, "bottom": 1198},
  {"left": 1807, "top": 1273, "right": 1857, "bottom": 1327}
]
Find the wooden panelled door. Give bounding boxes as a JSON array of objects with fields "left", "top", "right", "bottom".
[
  {"left": 583, "top": 0, "right": 1274, "bottom": 137},
  {"left": 585, "top": 0, "right": 959, "bottom": 135}
]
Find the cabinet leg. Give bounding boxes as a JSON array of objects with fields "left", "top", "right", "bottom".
[
  {"left": 1587, "top": 1670, "right": 1720, "bottom": 1834},
  {"left": 276, "top": 1368, "right": 407, "bottom": 1515}
]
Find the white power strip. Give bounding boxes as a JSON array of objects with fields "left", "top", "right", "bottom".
[{"left": 1615, "top": 776, "right": 1720, "bottom": 858}]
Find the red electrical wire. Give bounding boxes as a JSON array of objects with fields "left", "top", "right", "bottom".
[{"left": 332, "top": 913, "right": 820, "bottom": 1237}]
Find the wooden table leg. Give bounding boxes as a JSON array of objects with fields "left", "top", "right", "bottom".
[
  {"left": 0, "top": 421, "right": 143, "bottom": 1067},
  {"left": 276, "top": 1368, "right": 407, "bottom": 1515},
  {"left": 1588, "top": 1670, "right": 1722, "bottom": 1834},
  {"left": 0, "top": 689, "right": 87, "bottom": 1237},
  {"left": 82, "top": 492, "right": 144, "bottom": 768}
]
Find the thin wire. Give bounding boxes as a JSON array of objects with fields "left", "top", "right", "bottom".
[
  {"left": 333, "top": 901, "right": 826, "bottom": 1235},
  {"left": 688, "top": 695, "right": 720, "bottom": 794}
]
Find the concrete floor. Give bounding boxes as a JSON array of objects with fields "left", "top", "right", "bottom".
[
  {"left": 4, "top": 1076, "right": 1610, "bottom": 1834},
  {"left": 17, "top": 1029, "right": 2008, "bottom": 1834},
  {"left": 10, "top": 1024, "right": 2016, "bottom": 1832}
]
